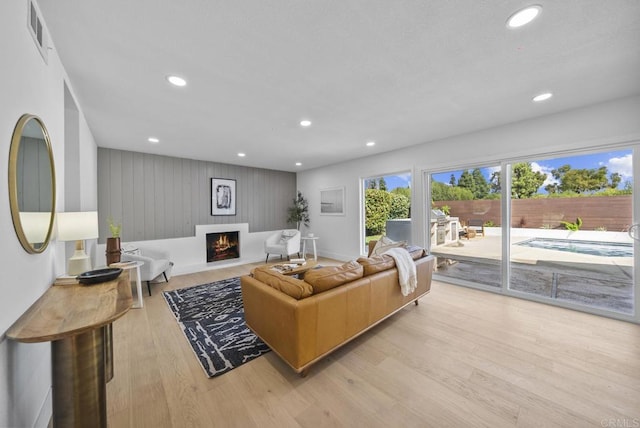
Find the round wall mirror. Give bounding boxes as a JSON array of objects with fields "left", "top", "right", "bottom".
[{"left": 8, "top": 114, "right": 56, "bottom": 253}]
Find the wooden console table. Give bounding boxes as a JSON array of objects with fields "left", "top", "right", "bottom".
[{"left": 6, "top": 273, "right": 132, "bottom": 427}]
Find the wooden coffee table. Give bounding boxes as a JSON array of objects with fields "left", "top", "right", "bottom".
[{"left": 270, "top": 260, "right": 318, "bottom": 278}]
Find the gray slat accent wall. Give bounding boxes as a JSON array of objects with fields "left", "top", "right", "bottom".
[{"left": 97, "top": 148, "right": 296, "bottom": 243}]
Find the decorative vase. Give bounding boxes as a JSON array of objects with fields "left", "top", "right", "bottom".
[{"left": 106, "top": 237, "right": 121, "bottom": 265}]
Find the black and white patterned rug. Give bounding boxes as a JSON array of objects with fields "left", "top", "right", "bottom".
[{"left": 163, "top": 277, "right": 270, "bottom": 378}]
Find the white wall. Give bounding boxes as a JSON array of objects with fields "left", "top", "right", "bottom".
[
  {"left": 0, "top": 2, "right": 98, "bottom": 426},
  {"left": 297, "top": 95, "right": 640, "bottom": 261}
]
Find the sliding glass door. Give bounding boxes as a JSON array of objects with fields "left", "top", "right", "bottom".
[
  {"left": 508, "top": 150, "right": 634, "bottom": 314},
  {"left": 429, "top": 165, "right": 502, "bottom": 288},
  {"left": 427, "top": 147, "right": 636, "bottom": 319}
]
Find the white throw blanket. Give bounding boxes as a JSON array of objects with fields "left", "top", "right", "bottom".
[{"left": 383, "top": 247, "right": 417, "bottom": 296}]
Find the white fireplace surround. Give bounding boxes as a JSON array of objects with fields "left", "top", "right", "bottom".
[{"left": 93, "top": 223, "right": 276, "bottom": 276}]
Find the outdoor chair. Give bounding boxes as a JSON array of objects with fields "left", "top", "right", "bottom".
[{"left": 467, "top": 219, "right": 485, "bottom": 237}]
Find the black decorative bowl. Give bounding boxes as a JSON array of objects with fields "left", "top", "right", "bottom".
[{"left": 77, "top": 268, "right": 123, "bottom": 285}]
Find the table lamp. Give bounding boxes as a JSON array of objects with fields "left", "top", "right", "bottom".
[{"left": 56, "top": 211, "right": 99, "bottom": 275}]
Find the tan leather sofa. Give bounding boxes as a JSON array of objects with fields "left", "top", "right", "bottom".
[{"left": 240, "top": 249, "right": 435, "bottom": 375}]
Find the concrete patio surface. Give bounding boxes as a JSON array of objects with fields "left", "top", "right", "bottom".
[{"left": 431, "top": 235, "right": 634, "bottom": 314}]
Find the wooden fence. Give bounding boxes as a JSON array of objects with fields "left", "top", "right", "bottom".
[{"left": 435, "top": 195, "right": 632, "bottom": 231}]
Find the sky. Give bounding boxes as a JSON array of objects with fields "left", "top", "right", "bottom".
[
  {"left": 366, "top": 173, "right": 411, "bottom": 191},
  {"left": 431, "top": 149, "right": 633, "bottom": 193},
  {"left": 366, "top": 149, "right": 633, "bottom": 193}
]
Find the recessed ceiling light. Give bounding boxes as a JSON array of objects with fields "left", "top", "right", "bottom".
[
  {"left": 532, "top": 92, "right": 553, "bottom": 102},
  {"left": 366, "top": 141, "right": 376, "bottom": 147},
  {"left": 148, "top": 137, "right": 159, "bottom": 143},
  {"left": 300, "top": 120, "right": 312, "bottom": 127},
  {"left": 166, "top": 75, "right": 187, "bottom": 87},
  {"left": 506, "top": 5, "right": 542, "bottom": 29},
  {"left": 237, "top": 152, "right": 246, "bottom": 157},
  {"left": 295, "top": 162, "right": 302, "bottom": 166}
]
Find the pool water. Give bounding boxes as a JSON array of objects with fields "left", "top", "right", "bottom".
[{"left": 516, "top": 238, "right": 633, "bottom": 257}]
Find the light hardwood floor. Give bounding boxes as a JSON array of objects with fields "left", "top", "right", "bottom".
[{"left": 107, "top": 259, "right": 640, "bottom": 427}]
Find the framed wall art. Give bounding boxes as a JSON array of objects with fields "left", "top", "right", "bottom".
[
  {"left": 211, "top": 178, "right": 236, "bottom": 216},
  {"left": 320, "top": 186, "right": 345, "bottom": 215}
]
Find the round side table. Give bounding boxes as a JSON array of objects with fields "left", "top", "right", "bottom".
[
  {"left": 301, "top": 236, "right": 319, "bottom": 261},
  {"left": 110, "top": 261, "right": 144, "bottom": 308}
]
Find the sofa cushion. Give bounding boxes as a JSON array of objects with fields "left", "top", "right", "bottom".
[
  {"left": 304, "top": 261, "right": 364, "bottom": 294},
  {"left": 370, "top": 236, "right": 407, "bottom": 256},
  {"left": 357, "top": 254, "right": 396, "bottom": 276},
  {"left": 253, "top": 267, "right": 313, "bottom": 300}
]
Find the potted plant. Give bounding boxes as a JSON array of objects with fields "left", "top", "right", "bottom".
[
  {"left": 105, "top": 216, "right": 122, "bottom": 265},
  {"left": 287, "top": 191, "right": 310, "bottom": 231}
]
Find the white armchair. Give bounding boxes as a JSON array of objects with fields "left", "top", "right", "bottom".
[
  {"left": 121, "top": 246, "right": 172, "bottom": 296},
  {"left": 264, "top": 229, "right": 301, "bottom": 263}
]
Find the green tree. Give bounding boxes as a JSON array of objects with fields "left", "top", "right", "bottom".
[
  {"left": 431, "top": 181, "right": 474, "bottom": 201},
  {"left": 610, "top": 172, "right": 622, "bottom": 189},
  {"left": 545, "top": 165, "right": 570, "bottom": 194},
  {"left": 546, "top": 165, "right": 612, "bottom": 194},
  {"left": 366, "top": 179, "right": 377, "bottom": 189},
  {"left": 456, "top": 169, "right": 489, "bottom": 199},
  {"left": 472, "top": 168, "right": 490, "bottom": 199},
  {"left": 511, "top": 162, "right": 547, "bottom": 199},
  {"left": 457, "top": 170, "right": 474, "bottom": 194},
  {"left": 391, "top": 186, "right": 411, "bottom": 200},
  {"left": 365, "top": 189, "right": 391, "bottom": 235},
  {"left": 449, "top": 174, "right": 456, "bottom": 186},
  {"left": 489, "top": 171, "right": 501, "bottom": 194},
  {"left": 378, "top": 177, "right": 387, "bottom": 191},
  {"left": 389, "top": 192, "right": 410, "bottom": 219}
]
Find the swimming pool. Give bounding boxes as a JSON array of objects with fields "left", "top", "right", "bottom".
[{"left": 516, "top": 238, "right": 633, "bottom": 257}]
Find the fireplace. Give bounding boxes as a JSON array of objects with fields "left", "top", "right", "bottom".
[{"left": 206, "top": 231, "right": 240, "bottom": 262}]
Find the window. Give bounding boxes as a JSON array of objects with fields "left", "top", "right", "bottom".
[
  {"left": 362, "top": 172, "right": 411, "bottom": 254},
  {"left": 27, "top": 0, "right": 48, "bottom": 63}
]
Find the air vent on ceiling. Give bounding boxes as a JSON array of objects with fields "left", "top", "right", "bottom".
[{"left": 27, "top": 0, "right": 48, "bottom": 64}]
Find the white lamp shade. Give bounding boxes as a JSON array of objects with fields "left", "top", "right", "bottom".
[
  {"left": 19, "top": 212, "right": 52, "bottom": 244},
  {"left": 56, "top": 211, "right": 99, "bottom": 241}
]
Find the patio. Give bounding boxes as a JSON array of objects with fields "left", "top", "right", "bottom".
[{"left": 431, "top": 234, "right": 634, "bottom": 314}]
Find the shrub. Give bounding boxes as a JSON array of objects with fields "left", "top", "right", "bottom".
[
  {"left": 389, "top": 192, "right": 410, "bottom": 219},
  {"left": 433, "top": 204, "right": 450, "bottom": 215},
  {"left": 365, "top": 189, "right": 391, "bottom": 235},
  {"left": 560, "top": 217, "right": 583, "bottom": 231}
]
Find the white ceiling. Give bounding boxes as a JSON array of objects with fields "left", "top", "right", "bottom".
[{"left": 37, "top": 1, "right": 640, "bottom": 172}]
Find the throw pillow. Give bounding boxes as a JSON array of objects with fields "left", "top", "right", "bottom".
[
  {"left": 379, "top": 235, "right": 396, "bottom": 245},
  {"left": 371, "top": 236, "right": 407, "bottom": 256},
  {"left": 279, "top": 230, "right": 297, "bottom": 244},
  {"left": 405, "top": 245, "right": 426, "bottom": 260},
  {"left": 121, "top": 244, "right": 140, "bottom": 255}
]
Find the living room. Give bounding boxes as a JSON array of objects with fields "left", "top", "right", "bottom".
[{"left": 2, "top": 1, "right": 640, "bottom": 427}]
